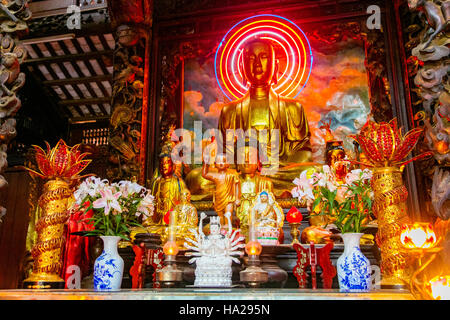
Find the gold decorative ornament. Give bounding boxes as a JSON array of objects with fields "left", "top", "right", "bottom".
[
  {"left": 371, "top": 167, "right": 412, "bottom": 286},
  {"left": 22, "top": 140, "right": 91, "bottom": 289},
  {"left": 352, "top": 119, "right": 433, "bottom": 288}
]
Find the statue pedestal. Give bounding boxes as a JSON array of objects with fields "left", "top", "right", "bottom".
[
  {"left": 166, "top": 243, "right": 380, "bottom": 289},
  {"left": 260, "top": 245, "right": 291, "bottom": 288}
]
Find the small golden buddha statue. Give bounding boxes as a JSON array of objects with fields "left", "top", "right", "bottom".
[
  {"left": 306, "top": 122, "right": 347, "bottom": 229},
  {"left": 250, "top": 190, "right": 284, "bottom": 245},
  {"left": 236, "top": 145, "right": 273, "bottom": 237},
  {"left": 202, "top": 153, "right": 240, "bottom": 227},
  {"left": 321, "top": 120, "right": 346, "bottom": 171},
  {"left": 218, "top": 37, "right": 315, "bottom": 196},
  {"left": 132, "top": 152, "right": 187, "bottom": 243},
  {"left": 172, "top": 189, "right": 198, "bottom": 249}
]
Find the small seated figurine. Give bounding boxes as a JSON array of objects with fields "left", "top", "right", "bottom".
[
  {"left": 236, "top": 145, "right": 274, "bottom": 238},
  {"left": 184, "top": 212, "right": 245, "bottom": 287},
  {"left": 171, "top": 189, "right": 198, "bottom": 249},
  {"left": 250, "top": 191, "right": 284, "bottom": 245}
]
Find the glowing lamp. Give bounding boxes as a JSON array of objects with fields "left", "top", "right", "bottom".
[
  {"left": 245, "top": 240, "right": 262, "bottom": 256},
  {"left": 428, "top": 275, "right": 450, "bottom": 300},
  {"left": 400, "top": 223, "right": 437, "bottom": 250},
  {"left": 286, "top": 206, "right": 303, "bottom": 224},
  {"left": 163, "top": 240, "right": 179, "bottom": 256}
]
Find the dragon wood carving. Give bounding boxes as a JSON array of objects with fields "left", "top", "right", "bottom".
[
  {"left": 108, "top": 25, "right": 146, "bottom": 181},
  {"left": 0, "top": 0, "right": 30, "bottom": 221},
  {"left": 405, "top": 0, "right": 449, "bottom": 221}
]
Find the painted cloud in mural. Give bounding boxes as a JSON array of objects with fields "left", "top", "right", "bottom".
[
  {"left": 183, "top": 59, "right": 225, "bottom": 130},
  {"left": 298, "top": 41, "right": 370, "bottom": 162}
]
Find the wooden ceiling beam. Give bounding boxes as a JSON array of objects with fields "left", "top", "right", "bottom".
[
  {"left": 42, "top": 74, "right": 112, "bottom": 86},
  {"left": 58, "top": 97, "right": 111, "bottom": 106},
  {"left": 54, "top": 40, "right": 109, "bottom": 116},
  {"left": 23, "top": 50, "right": 114, "bottom": 65},
  {"left": 84, "top": 36, "right": 111, "bottom": 75}
]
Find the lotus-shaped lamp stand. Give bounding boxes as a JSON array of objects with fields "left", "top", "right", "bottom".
[
  {"left": 23, "top": 140, "right": 91, "bottom": 289},
  {"left": 352, "top": 119, "right": 432, "bottom": 288}
]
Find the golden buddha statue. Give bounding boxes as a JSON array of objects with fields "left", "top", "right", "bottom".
[
  {"left": 218, "top": 37, "right": 314, "bottom": 196},
  {"left": 202, "top": 153, "right": 240, "bottom": 227},
  {"left": 307, "top": 122, "right": 347, "bottom": 228},
  {"left": 236, "top": 145, "right": 273, "bottom": 238},
  {"left": 171, "top": 189, "right": 198, "bottom": 249},
  {"left": 132, "top": 152, "right": 187, "bottom": 243},
  {"left": 250, "top": 190, "right": 284, "bottom": 245}
]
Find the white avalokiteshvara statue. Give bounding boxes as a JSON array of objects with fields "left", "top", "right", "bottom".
[{"left": 184, "top": 211, "right": 245, "bottom": 287}]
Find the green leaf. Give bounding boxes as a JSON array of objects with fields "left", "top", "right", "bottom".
[{"left": 343, "top": 215, "right": 356, "bottom": 233}]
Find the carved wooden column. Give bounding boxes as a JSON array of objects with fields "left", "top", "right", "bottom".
[
  {"left": 406, "top": 1, "right": 449, "bottom": 229},
  {"left": 106, "top": 0, "right": 153, "bottom": 184},
  {"left": 0, "top": 1, "right": 31, "bottom": 222}
]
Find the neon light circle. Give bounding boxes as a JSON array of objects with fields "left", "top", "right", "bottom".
[{"left": 215, "top": 14, "right": 313, "bottom": 101}]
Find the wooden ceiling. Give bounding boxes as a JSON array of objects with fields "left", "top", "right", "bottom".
[{"left": 22, "top": 0, "right": 114, "bottom": 121}]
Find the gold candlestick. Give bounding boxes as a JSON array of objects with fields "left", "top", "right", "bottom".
[
  {"left": 157, "top": 208, "right": 182, "bottom": 287},
  {"left": 290, "top": 222, "right": 301, "bottom": 245}
]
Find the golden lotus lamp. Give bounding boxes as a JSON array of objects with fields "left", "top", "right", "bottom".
[
  {"left": 240, "top": 226, "right": 268, "bottom": 288},
  {"left": 287, "top": 207, "right": 303, "bottom": 245},
  {"left": 399, "top": 222, "right": 446, "bottom": 300},
  {"left": 156, "top": 211, "right": 183, "bottom": 287}
]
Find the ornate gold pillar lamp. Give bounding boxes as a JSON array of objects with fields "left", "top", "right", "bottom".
[
  {"left": 156, "top": 209, "right": 183, "bottom": 287},
  {"left": 352, "top": 119, "right": 433, "bottom": 288},
  {"left": 240, "top": 224, "right": 268, "bottom": 288},
  {"left": 23, "top": 140, "right": 91, "bottom": 289}
]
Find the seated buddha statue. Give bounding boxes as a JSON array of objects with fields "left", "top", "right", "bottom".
[
  {"left": 218, "top": 37, "right": 316, "bottom": 197},
  {"left": 250, "top": 190, "right": 284, "bottom": 245},
  {"left": 171, "top": 189, "right": 198, "bottom": 249},
  {"left": 236, "top": 144, "right": 274, "bottom": 238},
  {"left": 131, "top": 151, "right": 187, "bottom": 243}
]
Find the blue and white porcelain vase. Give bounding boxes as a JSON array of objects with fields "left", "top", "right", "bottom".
[
  {"left": 93, "top": 236, "right": 124, "bottom": 291},
  {"left": 337, "top": 233, "right": 372, "bottom": 292}
]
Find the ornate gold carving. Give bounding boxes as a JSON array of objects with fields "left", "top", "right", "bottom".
[
  {"left": 372, "top": 167, "right": 412, "bottom": 286},
  {"left": 24, "top": 179, "right": 71, "bottom": 286},
  {"left": 107, "top": 0, "right": 154, "bottom": 183}
]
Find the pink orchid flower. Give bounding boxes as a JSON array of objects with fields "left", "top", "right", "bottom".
[{"left": 93, "top": 187, "right": 122, "bottom": 215}]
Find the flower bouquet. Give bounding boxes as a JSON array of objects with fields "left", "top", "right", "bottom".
[
  {"left": 72, "top": 176, "right": 155, "bottom": 290},
  {"left": 73, "top": 176, "right": 155, "bottom": 241},
  {"left": 293, "top": 165, "right": 375, "bottom": 292},
  {"left": 292, "top": 164, "right": 374, "bottom": 234}
]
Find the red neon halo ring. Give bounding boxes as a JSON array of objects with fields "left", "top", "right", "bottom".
[
  {"left": 215, "top": 15, "right": 312, "bottom": 100},
  {"left": 220, "top": 21, "right": 303, "bottom": 98},
  {"left": 229, "top": 30, "right": 295, "bottom": 95},
  {"left": 222, "top": 22, "right": 303, "bottom": 98}
]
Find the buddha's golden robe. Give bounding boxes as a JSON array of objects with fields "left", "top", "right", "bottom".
[
  {"left": 172, "top": 201, "right": 198, "bottom": 249},
  {"left": 134, "top": 175, "right": 187, "bottom": 243},
  {"left": 150, "top": 175, "right": 187, "bottom": 225},
  {"left": 212, "top": 170, "right": 239, "bottom": 214},
  {"left": 218, "top": 89, "right": 313, "bottom": 196}
]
